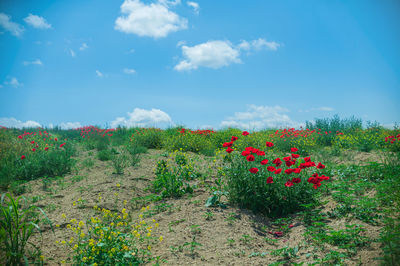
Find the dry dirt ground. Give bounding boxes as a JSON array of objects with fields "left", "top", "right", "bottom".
[{"left": 16, "top": 148, "right": 384, "bottom": 265}]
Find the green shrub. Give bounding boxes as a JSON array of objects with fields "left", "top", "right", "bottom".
[
  {"left": 97, "top": 149, "right": 112, "bottom": 161},
  {"left": 0, "top": 193, "right": 53, "bottom": 265},
  {"left": 130, "top": 128, "right": 164, "bottom": 149}
]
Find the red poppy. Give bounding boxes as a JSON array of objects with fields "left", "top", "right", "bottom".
[
  {"left": 266, "top": 141, "right": 274, "bottom": 147},
  {"left": 247, "top": 155, "right": 255, "bottom": 161},
  {"left": 273, "top": 158, "right": 282, "bottom": 167},
  {"left": 291, "top": 147, "right": 298, "bottom": 152},
  {"left": 222, "top": 141, "right": 233, "bottom": 147},
  {"left": 293, "top": 168, "right": 301, "bottom": 174},
  {"left": 18, "top": 135, "right": 23, "bottom": 139},
  {"left": 242, "top": 131, "right": 250, "bottom": 136},
  {"left": 292, "top": 177, "right": 301, "bottom": 183},
  {"left": 317, "top": 162, "right": 325, "bottom": 169},
  {"left": 267, "top": 166, "right": 276, "bottom": 172},
  {"left": 45, "top": 147, "right": 49, "bottom": 151},
  {"left": 260, "top": 159, "right": 269, "bottom": 165},
  {"left": 21, "top": 155, "right": 26, "bottom": 160},
  {"left": 285, "top": 180, "right": 293, "bottom": 187},
  {"left": 60, "top": 143, "right": 66, "bottom": 148},
  {"left": 274, "top": 168, "right": 282, "bottom": 174},
  {"left": 32, "top": 148, "right": 36, "bottom": 152},
  {"left": 283, "top": 156, "right": 291, "bottom": 162},
  {"left": 249, "top": 167, "right": 259, "bottom": 174},
  {"left": 285, "top": 169, "right": 293, "bottom": 175},
  {"left": 241, "top": 150, "right": 251, "bottom": 156},
  {"left": 266, "top": 176, "right": 273, "bottom": 184},
  {"left": 304, "top": 156, "right": 311, "bottom": 162},
  {"left": 226, "top": 147, "right": 234, "bottom": 153},
  {"left": 231, "top": 136, "right": 238, "bottom": 141},
  {"left": 245, "top": 146, "right": 254, "bottom": 152},
  {"left": 31, "top": 141, "right": 35, "bottom": 144},
  {"left": 274, "top": 231, "right": 283, "bottom": 237},
  {"left": 292, "top": 153, "right": 300, "bottom": 159},
  {"left": 54, "top": 138, "right": 58, "bottom": 141}
]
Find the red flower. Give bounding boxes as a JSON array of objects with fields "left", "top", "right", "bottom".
[
  {"left": 32, "top": 148, "right": 36, "bottom": 152},
  {"left": 247, "top": 155, "right": 255, "bottom": 162},
  {"left": 274, "top": 231, "right": 284, "bottom": 237},
  {"left": 291, "top": 147, "right": 298, "bottom": 152},
  {"left": 44, "top": 147, "right": 49, "bottom": 151},
  {"left": 274, "top": 168, "right": 282, "bottom": 174},
  {"left": 285, "top": 169, "right": 293, "bottom": 175},
  {"left": 222, "top": 142, "right": 233, "bottom": 147},
  {"left": 283, "top": 156, "right": 291, "bottom": 162},
  {"left": 31, "top": 141, "right": 35, "bottom": 144},
  {"left": 249, "top": 167, "right": 259, "bottom": 174},
  {"left": 21, "top": 155, "right": 26, "bottom": 160},
  {"left": 260, "top": 159, "right": 269, "bottom": 165},
  {"left": 304, "top": 156, "right": 311, "bottom": 162},
  {"left": 18, "top": 135, "right": 23, "bottom": 139},
  {"left": 292, "top": 177, "right": 301, "bottom": 183},
  {"left": 256, "top": 150, "right": 266, "bottom": 156},
  {"left": 293, "top": 168, "right": 301, "bottom": 174},
  {"left": 242, "top": 131, "right": 250, "bottom": 136},
  {"left": 267, "top": 166, "right": 276, "bottom": 172},
  {"left": 266, "top": 176, "right": 273, "bottom": 184},
  {"left": 60, "top": 143, "right": 66, "bottom": 148},
  {"left": 245, "top": 146, "right": 254, "bottom": 152},
  {"left": 54, "top": 138, "right": 58, "bottom": 141},
  {"left": 273, "top": 158, "right": 282, "bottom": 167},
  {"left": 292, "top": 153, "right": 300, "bottom": 159},
  {"left": 226, "top": 147, "right": 234, "bottom": 153},
  {"left": 317, "top": 162, "right": 325, "bottom": 169},
  {"left": 231, "top": 136, "right": 238, "bottom": 141},
  {"left": 266, "top": 141, "right": 274, "bottom": 147},
  {"left": 285, "top": 180, "right": 293, "bottom": 187},
  {"left": 241, "top": 150, "right": 251, "bottom": 156}
]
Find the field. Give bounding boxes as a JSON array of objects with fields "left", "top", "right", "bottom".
[{"left": 1, "top": 118, "right": 400, "bottom": 265}]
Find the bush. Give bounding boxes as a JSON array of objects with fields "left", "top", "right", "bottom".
[
  {"left": 221, "top": 134, "right": 330, "bottom": 217},
  {"left": 58, "top": 203, "right": 163, "bottom": 265},
  {"left": 97, "top": 149, "right": 112, "bottom": 161},
  {"left": 130, "top": 128, "right": 164, "bottom": 149},
  {"left": 0, "top": 193, "right": 53, "bottom": 264}
]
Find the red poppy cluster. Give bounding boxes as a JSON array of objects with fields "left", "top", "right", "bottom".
[
  {"left": 17, "top": 129, "right": 66, "bottom": 160},
  {"left": 267, "top": 127, "right": 343, "bottom": 141},
  {"left": 178, "top": 128, "right": 215, "bottom": 136},
  {"left": 76, "top": 126, "right": 115, "bottom": 138},
  {"left": 223, "top": 131, "right": 329, "bottom": 189},
  {"left": 385, "top": 134, "right": 400, "bottom": 144}
]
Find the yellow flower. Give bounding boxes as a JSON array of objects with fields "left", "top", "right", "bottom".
[
  {"left": 70, "top": 218, "right": 77, "bottom": 224},
  {"left": 40, "top": 255, "right": 44, "bottom": 261},
  {"left": 61, "top": 213, "right": 66, "bottom": 219},
  {"left": 93, "top": 263, "right": 98, "bottom": 266},
  {"left": 80, "top": 232, "right": 85, "bottom": 238},
  {"left": 111, "top": 247, "right": 116, "bottom": 253},
  {"left": 159, "top": 236, "right": 163, "bottom": 242},
  {"left": 79, "top": 221, "right": 85, "bottom": 227},
  {"left": 56, "top": 224, "right": 60, "bottom": 228},
  {"left": 147, "top": 245, "right": 151, "bottom": 251},
  {"left": 123, "top": 200, "right": 127, "bottom": 205},
  {"left": 116, "top": 183, "right": 120, "bottom": 187},
  {"left": 122, "top": 208, "right": 127, "bottom": 214},
  {"left": 61, "top": 240, "right": 66, "bottom": 245},
  {"left": 147, "top": 232, "right": 151, "bottom": 237},
  {"left": 155, "top": 223, "right": 159, "bottom": 228},
  {"left": 73, "top": 244, "right": 78, "bottom": 250}
]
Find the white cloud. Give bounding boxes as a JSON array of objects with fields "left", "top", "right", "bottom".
[
  {"left": 251, "top": 38, "right": 280, "bottom": 51},
  {"left": 123, "top": 68, "right": 136, "bottom": 74},
  {"left": 24, "top": 14, "right": 52, "bottom": 29},
  {"left": 23, "top": 59, "right": 43, "bottom": 66},
  {"left": 110, "top": 108, "right": 173, "bottom": 128},
  {"left": 115, "top": 0, "right": 188, "bottom": 38},
  {"left": 60, "top": 122, "right": 82, "bottom": 129},
  {"left": 187, "top": 1, "right": 199, "bottom": 15},
  {"left": 0, "top": 117, "right": 41, "bottom": 129},
  {"left": 96, "top": 70, "right": 104, "bottom": 77},
  {"left": 175, "top": 38, "right": 280, "bottom": 71},
  {"left": 300, "top": 107, "right": 334, "bottom": 113},
  {"left": 5, "top": 77, "right": 22, "bottom": 88},
  {"left": 175, "top": 40, "right": 241, "bottom": 71},
  {"left": 0, "top": 13, "right": 24, "bottom": 37},
  {"left": 79, "top": 42, "right": 89, "bottom": 51},
  {"left": 220, "top": 105, "right": 301, "bottom": 130},
  {"left": 70, "top": 49, "right": 76, "bottom": 57}
]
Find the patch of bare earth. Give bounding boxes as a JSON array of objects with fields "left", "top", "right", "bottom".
[{"left": 16, "top": 148, "right": 383, "bottom": 265}]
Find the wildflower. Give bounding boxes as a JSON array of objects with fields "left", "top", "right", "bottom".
[
  {"left": 274, "top": 168, "right": 282, "bottom": 174},
  {"left": 116, "top": 183, "right": 120, "bottom": 187},
  {"left": 159, "top": 236, "right": 164, "bottom": 242},
  {"left": 260, "top": 159, "right": 269, "bottom": 165},
  {"left": 285, "top": 180, "right": 293, "bottom": 187},
  {"left": 266, "top": 141, "right": 274, "bottom": 147},
  {"left": 241, "top": 150, "right": 251, "bottom": 156},
  {"left": 249, "top": 167, "right": 259, "bottom": 174},
  {"left": 291, "top": 153, "right": 300, "bottom": 159},
  {"left": 242, "top": 131, "right": 249, "bottom": 136},
  {"left": 226, "top": 147, "right": 234, "bottom": 153},
  {"left": 18, "top": 135, "right": 23, "bottom": 139},
  {"left": 21, "top": 155, "right": 26, "bottom": 160},
  {"left": 231, "top": 136, "right": 238, "bottom": 141},
  {"left": 317, "top": 162, "right": 325, "bottom": 169},
  {"left": 32, "top": 148, "right": 36, "bottom": 152},
  {"left": 44, "top": 147, "right": 49, "bottom": 151},
  {"left": 267, "top": 166, "right": 276, "bottom": 172},
  {"left": 292, "top": 177, "right": 301, "bottom": 183},
  {"left": 291, "top": 147, "right": 299, "bottom": 152},
  {"left": 246, "top": 155, "right": 255, "bottom": 162},
  {"left": 266, "top": 176, "right": 273, "bottom": 184}
]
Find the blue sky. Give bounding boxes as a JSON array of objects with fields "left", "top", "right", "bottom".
[{"left": 0, "top": 0, "right": 399, "bottom": 130}]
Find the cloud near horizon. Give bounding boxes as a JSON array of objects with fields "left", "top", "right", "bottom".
[
  {"left": 0, "top": 117, "right": 41, "bottom": 128},
  {"left": 220, "top": 105, "right": 301, "bottom": 130},
  {"left": 111, "top": 108, "right": 173, "bottom": 128}
]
